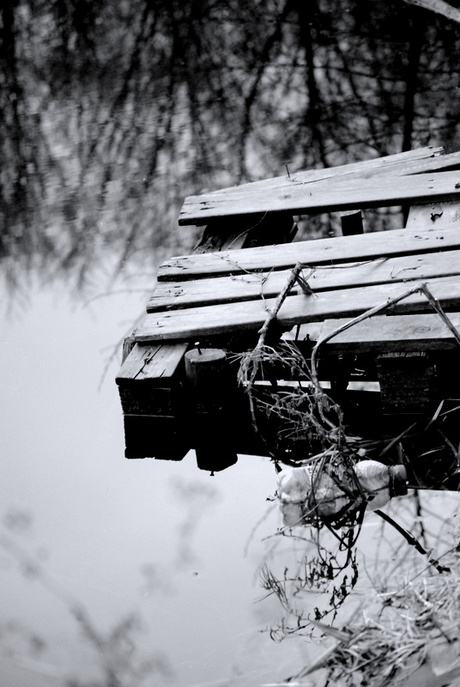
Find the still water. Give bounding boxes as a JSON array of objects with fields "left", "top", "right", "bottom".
[
  {"left": 0, "top": 280, "right": 305, "bottom": 686},
  {"left": 1, "top": 277, "right": 459, "bottom": 686}
]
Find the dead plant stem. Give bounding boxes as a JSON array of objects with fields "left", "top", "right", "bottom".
[
  {"left": 375, "top": 508, "right": 451, "bottom": 574},
  {"left": 309, "top": 283, "right": 423, "bottom": 390},
  {"left": 256, "top": 262, "right": 304, "bottom": 350},
  {"left": 418, "top": 282, "right": 460, "bottom": 347},
  {"left": 244, "top": 263, "right": 306, "bottom": 443},
  {"left": 310, "top": 281, "right": 460, "bottom": 391}
]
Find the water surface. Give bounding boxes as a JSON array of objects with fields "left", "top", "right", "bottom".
[{"left": 1, "top": 280, "right": 458, "bottom": 686}]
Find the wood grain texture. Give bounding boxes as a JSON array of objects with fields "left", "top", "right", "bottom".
[
  {"left": 296, "top": 313, "right": 460, "bottom": 351},
  {"left": 135, "top": 275, "right": 460, "bottom": 342},
  {"left": 179, "top": 171, "right": 460, "bottom": 224},
  {"left": 202, "top": 148, "right": 460, "bottom": 203},
  {"left": 148, "top": 249, "right": 460, "bottom": 312},
  {"left": 116, "top": 342, "right": 188, "bottom": 383},
  {"left": 158, "top": 224, "right": 460, "bottom": 281},
  {"left": 181, "top": 147, "right": 445, "bottom": 208},
  {"left": 406, "top": 199, "right": 460, "bottom": 227}
]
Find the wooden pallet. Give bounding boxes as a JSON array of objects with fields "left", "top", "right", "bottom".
[{"left": 116, "top": 146, "right": 460, "bottom": 477}]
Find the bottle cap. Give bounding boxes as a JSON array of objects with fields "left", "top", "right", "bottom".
[{"left": 389, "top": 465, "right": 408, "bottom": 496}]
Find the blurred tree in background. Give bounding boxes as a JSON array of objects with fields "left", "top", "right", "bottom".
[{"left": 1, "top": 0, "right": 460, "bottom": 289}]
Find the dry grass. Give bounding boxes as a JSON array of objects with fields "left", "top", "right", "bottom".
[{"left": 294, "top": 544, "right": 460, "bottom": 687}]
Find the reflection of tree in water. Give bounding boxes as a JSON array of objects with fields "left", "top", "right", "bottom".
[
  {"left": 2, "top": 1, "right": 460, "bottom": 291},
  {"left": 0, "top": 508, "right": 173, "bottom": 685},
  {"left": 0, "top": 483, "right": 220, "bottom": 686}
]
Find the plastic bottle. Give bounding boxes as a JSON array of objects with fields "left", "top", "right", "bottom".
[{"left": 278, "top": 459, "right": 408, "bottom": 527}]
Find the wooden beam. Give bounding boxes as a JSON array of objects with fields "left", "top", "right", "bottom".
[
  {"left": 116, "top": 342, "right": 189, "bottom": 383},
  {"left": 406, "top": 199, "right": 460, "bottom": 228},
  {"left": 340, "top": 210, "right": 364, "bottom": 236},
  {"left": 178, "top": 170, "right": 460, "bottom": 225},
  {"left": 148, "top": 249, "right": 460, "bottom": 312},
  {"left": 297, "top": 313, "right": 460, "bottom": 351},
  {"left": 379, "top": 150, "right": 460, "bottom": 177},
  {"left": 203, "top": 148, "right": 460, "bottom": 205},
  {"left": 116, "top": 344, "right": 188, "bottom": 408},
  {"left": 135, "top": 275, "right": 460, "bottom": 342},
  {"left": 158, "top": 224, "right": 460, "bottom": 281},
  {"left": 184, "top": 348, "right": 238, "bottom": 472},
  {"left": 184, "top": 146, "right": 445, "bottom": 207}
]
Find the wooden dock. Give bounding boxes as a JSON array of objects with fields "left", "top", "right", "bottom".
[{"left": 116, "top": 146, "right": 460, "bottom": 484}]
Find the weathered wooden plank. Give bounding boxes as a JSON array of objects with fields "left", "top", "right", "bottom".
[
  {"left": 148, "top": 249, "right": 460, "bottom": 312},
  {"left": 189, "top": 147, "right": 445, "bottom": 204},
  {"left": 203, "top": 148, "right": 460, "bottom": 205},
  {"left": 116, "top": 342, "right": 189, "bottom": 417},
  {"left": 116, "top": 342, "right": 188, "bottom": 384},
  {"left": 178, "top": 170, "right": 460, "bottom": 225},
  {"left": 158, "top": 224, "right": 460, "bottom": 281},
  {"left": 383, "top": 150, "right": 460, "bottom": 176},
  {"left": 135, "top": 275, "right": 460, "bottom": 342},
  {"left": 297, "top": 313, "right": 460, "bottom": 351},
  {"left": 406, "top": 199, "right": 460, "bottom": 228}
]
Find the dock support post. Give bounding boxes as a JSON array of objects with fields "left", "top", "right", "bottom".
[
  {"left": 340, "top": 209, "right": 364, "bottom": 236},
  {"left": 185, "top": 348, "right": 238, "bottom": 473}
]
